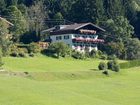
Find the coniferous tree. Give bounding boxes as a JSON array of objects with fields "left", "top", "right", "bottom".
[{"left": 5, "top": 6, "right": 28, "bottom": 42}]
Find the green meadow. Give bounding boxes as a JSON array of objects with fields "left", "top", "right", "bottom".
[{"left": 0, "top": 56, "right": 140, "bottom": 105}]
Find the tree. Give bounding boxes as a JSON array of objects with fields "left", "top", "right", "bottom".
[
  {"left": 53, "top": 12, "right": 63, "bottom": 20},
  {"left": 70, "top": 0, "right": 105, "bottom": 23},
  {"left": 103, "top": 16, "right": 134, "bottom": 42},
  {"left": 0, "top": 18, "right": 12, "bottom": 56},
  {"left": 124, "top": 38, "right": 140, "bottom": 60},
  {"left": 48, "top": 42, "right": 71, "bottom": 58},
  {"left": 104, "top": 0, "right": 125, "bottom": 19},
  {"left": 5, "top": 6, "right": 28, "bottom": 42},
  {"left": 0, "top": 0, "right": 6, "bottom": 12},
  {"left": 101, "top": 16, "right": 134, "bottom": 58},
  {"left": 27, "top": 0, "right": 48, "bottom": 41}
]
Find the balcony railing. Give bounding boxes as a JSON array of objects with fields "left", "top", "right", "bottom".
[{"left": 72, "top": 37, "right": 104, "bottom": 43}]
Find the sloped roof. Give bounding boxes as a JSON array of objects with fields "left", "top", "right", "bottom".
[
  {"left": 0, "top": 17, "right": 14, "bottom": 26},
  {"left": 42, "top": 22, "right": 105, "bottom": 33},
  {"left": 60, "top": 23, "right": 105, "bottom": 31}
]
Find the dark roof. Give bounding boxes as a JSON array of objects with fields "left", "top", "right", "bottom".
[
  {"left": 0, "top": 17, "right": 14, "bottom": 26},
  {"left": 60, "top": 23, "right": 105, "bottom": 31},
  {"left": 42, "top": 23, "right": 105, "bottom": 33}
]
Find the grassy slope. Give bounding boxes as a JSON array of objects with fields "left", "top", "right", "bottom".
[
  {"left": 1, "top": 56, "right": 139, "bottom": 105},
  {"left": 3, "top": 55, "right": 126, "bottom": 72},
  {"left": 0, "top": 67, "right": 140, "bottom": 105},
  {"left": 3, "top": 56, "right": 102, "bottom": 72}
]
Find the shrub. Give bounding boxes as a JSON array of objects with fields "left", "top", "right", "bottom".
[
  {"left": 29, "top": 53, "right": 34, "bottom": 57},
  {"left": 72, "top": 51, "right": 85, "bottom": 59},
  {"left": 107, "top": 55, "right": 117, "bottom": 60},
  {"left": 107, "top": 60, "right": 120, "bottom": 72},
  {"left": 18, "top": 48, "right": 27, "bottom": 57},
  {"left": 97, "top": 50, "right": 103, "bottom": 56},
  {"left": 120, "top": 60, "right": 140, "bottom": 69},
  {"left": 48, "top": 42, "right": 71, "bottom": 58},
  {"left": 10, "top": 52, "right": 18, "bottom": 57},
  {"left": 90, "top": 49, "right": 97, "bottom": 58},
  {"left": 18, "top": 52, "right": 26, "bottom": 57},
  {"left": 100, "top": 54, "right": 107, "bottom": 60},
  {"left": 102, "top": 70, "right": 109, "bottom": 75},
  {"left": 113, "top": 64, "right": 120, "bottom": 72},
  {"left": 28, "top": 43, "right": 41, "bottom": 53},
  {"left": 98, "top": 62, "right": 107, "bottom": 70}
]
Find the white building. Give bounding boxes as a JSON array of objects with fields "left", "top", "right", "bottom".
[{"left": 43, "top": 23, "right": 105, "bottom": 52}]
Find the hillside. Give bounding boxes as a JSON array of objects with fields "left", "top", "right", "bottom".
[{"left": 0, "top": 66, "right": 140, "bottom": 105}]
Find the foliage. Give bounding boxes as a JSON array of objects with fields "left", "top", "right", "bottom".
[
  {"left": 53, "top": 12, "right": 63, "bottom": 20},
  {"left": 27, "top": 0, "right": 48, "bottom": 41},
  {"left": 28, "top": 43, "right": 41, "bottom": 53},
  {"left": 124, "top": 38, "right": 140, "bottom": 60},
  {"left": 107, "top": 60, "right": 120, "bottom": 72},
  {"left": 107, "top": 55, "right": 117, "bottom": 60},
  {"left": 5, "top": 6, "right": 28, "bottom": 42},
  {"left": 100, "top": 54, "right": 107, "bottom": 60},
  {"left": 98, "top": 62, "right": 107, "bottom": 70},
  {"left": 0, "top": 18, "right": 12, "bottom": 56},
  {"left": 0, "top": 48, "right": 3, "bottom": 67},
  {"left": 101, "top": 16, "right": 135, "bottom": 59},
  {"left": 48, "top": 42, "right": 71, "bottom": 58},
  {"left": 72, "top": 51, "right": 85, "bottom": 59},
  {"left": 0, "top": 0, "right": 140, "bottom": 60},
  {"left": 120, "top": 59, "right": 140, "bottom": 69}
]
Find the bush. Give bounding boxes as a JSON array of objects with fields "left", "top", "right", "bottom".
[
  {"left": 107, "top": 60, "right": 120, "bottom": 72},
  {"left": 28, "top": 43, "right": 41, "bottom": 53},
  {"left": 120, "top": 60, "right": 140, "bottom": 69},
  {"left": 10, "top": 52, "right": 18, "bottom": 57},
  {"left": 97, "top": 50, "right": 103, "bottom": 56},
  {"left": 98, "top": 62, "right": 107, "bottom": 70},
  {"left": 100, "top": 54, "right": 107, "bottom": 60},
  {"left": 90, "top": 49, "right": 97, "bottom": 58},
  {"left": 29, "top": 53, "right": 34, "bottom": 57},
  {"left": 113, "top": 64, "right": 120, "bottom": 72},
  {"left": 18, "top": 52, "right": 26, "bottom": 57},
  {"left": 72, "top": 51, "right": 85, "bottom": 59},
  {"left": 102, "top": 70, "right": 109, "bottom": 75},
  {"left": 107, "top": 55, "right": 117, "bottom": 60},
  {"left": 48, "top": 42, "right": 71, "bottom": 58},
  {"left": 9, "top": 44, "right": 28, "bottom": 57}
]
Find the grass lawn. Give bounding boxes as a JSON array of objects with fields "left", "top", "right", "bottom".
[
  {"left": 3, "top": 55, "right": 126, "bottom": 72},
  {"left": 3, "top": 56, "right": 102, "bottom": 72},
  {"left": 0, "top": 67, "right": 140, "bottom": 105},
  {"left": 0, "top": 55, "right": 139, "bottom": 105}
]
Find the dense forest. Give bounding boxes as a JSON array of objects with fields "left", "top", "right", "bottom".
[{"left": 0, "top": 0, "right": 140, "bottom": 60}]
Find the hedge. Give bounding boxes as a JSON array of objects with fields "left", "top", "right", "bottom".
[{"left": 120, "top": 60, "right": 140, "bottom": 69}]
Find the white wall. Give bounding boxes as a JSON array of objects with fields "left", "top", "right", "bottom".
[
  {"left": 50, "top": 34, "right": 73, "bottom": 47},
  {"left": 50, "top": 34, "right": 98, "bottom": 52}
]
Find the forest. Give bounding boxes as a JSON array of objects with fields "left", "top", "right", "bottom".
[{"left": 0, "top": 0, "right": 140, "bottom": 60}]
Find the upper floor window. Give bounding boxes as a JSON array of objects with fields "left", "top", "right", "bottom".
[
  {"left": 56, "top": 36, "right": 62, "bottom": 40},
  {"left": 64, "top": 35, "right": 69, "bottom": 39}
]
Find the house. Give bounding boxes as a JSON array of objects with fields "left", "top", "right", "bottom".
[
  {"left": 0, "top": 16, "right": 14, "bottom": 26},
  {"left": 43, "top": 23, "right": 105, "bottom": 52},
  {"left": 0, "top": 16, "right": 14, "bottom": 39}
]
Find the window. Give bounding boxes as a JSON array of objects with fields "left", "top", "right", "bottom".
[
  {"left": 56, "top": 36, "right": 62, "bottom": 40},
  {"left": 64, "top": 35, "right": 69, "bottom": 39}
]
